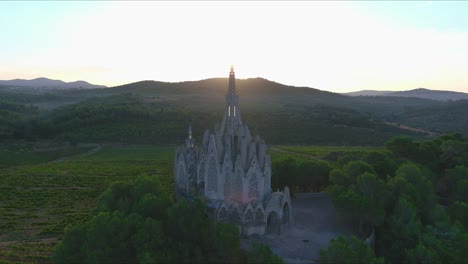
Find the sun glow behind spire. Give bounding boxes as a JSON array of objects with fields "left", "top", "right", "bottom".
[{"left": 1, "top": 1, "right": 468, "bottom": 92}]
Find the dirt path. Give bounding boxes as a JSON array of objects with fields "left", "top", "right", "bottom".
[
  {"left": 384, "top": 122, "right": 439, "bottom": 136},
  {"left": 48, "top": 145, "right": 102, "bottom": 164}
]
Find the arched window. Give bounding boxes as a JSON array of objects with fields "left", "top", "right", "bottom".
[
  {"left": 248, "top": 173, "right": 258, "bottom": 199},
  {"left": 244, "top": 209, "right": 254, "bottom": 223},
  {"left": 219, "top": 207, "right": 227, "bottom": 222},
  {"left": 255, "top": 208, "right": 264, "bottom": 224},
  {"left": 282, "top": 203, "right": 290, "bottom": 225},
  {"left": 207, "top": 156, "right": 217, "bottom": 192}
]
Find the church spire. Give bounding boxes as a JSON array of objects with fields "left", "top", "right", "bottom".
[
  {"left": 225, "top": 66, "right": 242, "bottom": 135},
  {"left": 228, "top": 65, "right": 236, "bottom": 98}
]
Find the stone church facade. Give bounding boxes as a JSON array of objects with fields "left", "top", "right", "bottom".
[{"left": 174, "top": 66, "right": 292, "bottom": 236}]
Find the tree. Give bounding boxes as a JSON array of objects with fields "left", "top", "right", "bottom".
[
  {"left": 296, "top": 159, "right": 331, "bottom": 191},
  {"left": 440, "top": 140, "right": 468, "bottom": 168},
  {"left": 404, "top": 242, "right": 442, "bottom": 264},
  {"left": 416, "top": 141, "right": 440, "bottom": 171},
  {"left": 385, "top": 136, "right": 419, "bottom": 160},
  {"left": 54, "top": 176, "right": 282, "bottom": 264},
  {"left": 246, "top": 242, "right": 284, "bottom": 264},
  {"left": 356, "top": 172, "right": 389, "bottom": 229},
  {"left": 320, "top": 235, "right": 384, "bottom": 264},
  {"left": 383, "top": 197, "right": 422, "bottom": 263},
  {"left": 446, "top": 166, "right": 468, "bottom": 203},
  {"left": 329, "top": 172, "right": 389, "bottom": 234},
  {"left": 329, "top": 160, "right": 375, "bottom": 187},
  {"left": 363, "top": 151, "right": 398, "bottom": 180},
  {"left": 329, "top": 168, "right": 349, "bottom": 186},
  {"left": 271, "top": 156, "right": 297, "bottom": 190},
  {"left": 343, "top": 161, "right": 376, "bottom": 181},
  {"left": 389, "top": 164, "right": 435, "bottom": 223},
  {"left": 449, "top": 201, "right": 468, "bottom": 228}
]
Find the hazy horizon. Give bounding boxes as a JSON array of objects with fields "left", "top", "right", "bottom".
[
  {"left": 1, "top": 1, "right": 468, "bottom": 93},
  {"left": 2, "top": 75, "right": 468, "bottom": 95}
]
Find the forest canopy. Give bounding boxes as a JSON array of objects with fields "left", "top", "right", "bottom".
[{"left": 322, "top": 134, "right": 468, "bottom": 263}]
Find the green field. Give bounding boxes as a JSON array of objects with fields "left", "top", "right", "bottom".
[
  {"left": 0, "top": 143, "right": 95, "bottom": 169},
  {"left": 274, "top": 145, "right": 385, "bottom": 159},
  {"left": 0, "top": 144, "right": 175, "bottom": 263}
]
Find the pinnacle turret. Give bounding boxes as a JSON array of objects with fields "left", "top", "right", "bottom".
[{"left": 186, "top": 116, "right": 194, "bottom": 148}]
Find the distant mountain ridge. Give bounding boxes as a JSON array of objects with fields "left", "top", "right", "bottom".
[
  {"left": 0, "top": 77, "right": 106, "bottom": 89},
  {"left": 344, "top": 88, "right": 468, "bottom": 101},
  {"left": 344, "top": 90, "right": 394, "bottom": 96}
]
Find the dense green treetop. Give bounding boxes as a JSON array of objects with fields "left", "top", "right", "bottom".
[
  {"left": 320, "top": 235, "right": 384, "bottom": 264},
  {"left": 326, "top": 134, "right": 468, "bottom": 264},
  {"left": 53, "top": 176, "right": 283, "bottom": 264}
]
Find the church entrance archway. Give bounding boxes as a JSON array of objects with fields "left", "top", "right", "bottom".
[
  {"left": 267, "top": 212, "right": 280, "bottom": 235},
  {"left": 282, "top": 203, "right": 290, "bottom": 225}
]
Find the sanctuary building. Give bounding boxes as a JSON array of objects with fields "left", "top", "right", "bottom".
[{"left": 174, "top": 66, "right": 292, "bottom": 236}]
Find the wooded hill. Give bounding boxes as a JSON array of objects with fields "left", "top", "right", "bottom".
[
  {"left": 1, "top": 77, "right": 466, "bottom": 145},
  {"left": 345, "top": 88, "right": 468, "bottom": 101}
]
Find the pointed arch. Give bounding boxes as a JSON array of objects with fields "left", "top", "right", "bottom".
[
  {"left": 248, "top": 172, "right": 258, "bottom": 199},
  {"left": 244, "top": 208, "right": 254, "bottom": 224},
  {"left": 229, "top": 208, "right": 241, "bottom": 224},
  {"left": 255, "top": 207, "right": 265, "bottom": 224},
  {"left": 207, "top": 155, "right": 217, "bottom": 192},
  {"left": 233, "top": 168, "right": 243, "bottom": 201},
  {"left": 243, "top": 203, "right": 255, "bottom": 224}
]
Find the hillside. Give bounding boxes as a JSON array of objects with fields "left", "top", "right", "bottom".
[
  {"left": 106, "top": 78, "right": 441, "bottom": 115},
  {"left": 393, "top": 99, "right": 468, "bottom": 134},
  {"left": 2, "top": 77, "right": 468, "bottom": 145},
  {"left": 343, "top": 90, "right": 393, "bottom": 96},
  {"left": 345, "top": 88, "right": 468, "bottom": 101},
  {"left": 0, "top": 77, "right": 106, "bottom": 89},
  {"left": 386, "top": 88, "right": 468, "bottom": 101}
]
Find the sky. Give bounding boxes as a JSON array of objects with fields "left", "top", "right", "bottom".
[{"left": 1, "top": 1, "right": 468, "bottom": 93}]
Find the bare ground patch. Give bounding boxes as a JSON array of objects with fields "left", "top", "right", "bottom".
[{"left": 242, "top": 193, "right": 357, "bottom": 263}]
